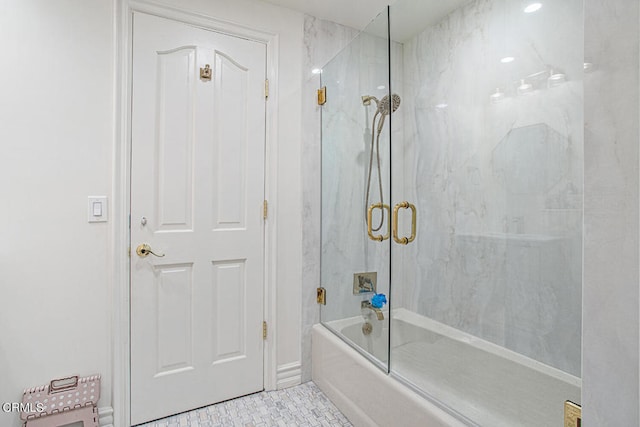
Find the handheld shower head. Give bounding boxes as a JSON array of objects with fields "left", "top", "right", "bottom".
[
  {"left": 377, "top": 94, "right": 401, "bottom": 115},
  {"left": 376, "top": 94, "right": 401, "bottom": 133}
]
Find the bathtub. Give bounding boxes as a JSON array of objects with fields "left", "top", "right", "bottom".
[{"left": 312, "top": 308, "right": 581, "bottom": 426}]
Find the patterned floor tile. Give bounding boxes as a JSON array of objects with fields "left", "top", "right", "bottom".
[{"left": 137, "top": 382, "right": 352, "bottom": 427}]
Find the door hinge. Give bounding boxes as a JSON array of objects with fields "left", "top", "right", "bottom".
[
  {"left": 128, "top": 247, "right": 131, "bottom": 257},
  {"left": 317, "top": 86, "right": 326, "bottom": 105},
  {"left": 317, "top": 287, "right": 326, "bottom": 305},
  {"left": 263, "top": 321, "right": 268, "bottom": 339},
  {"left": 564, "top": 401, "right": 581, "bottom": 427},
  {"left": 265, "top": 79, "right": 269, "bottom": 99},
  {"left": 263, "top": 200, "right": 268, "bottom": 220}
]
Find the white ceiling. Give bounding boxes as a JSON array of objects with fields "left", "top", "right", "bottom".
[
  {"left": 260, "top": 0, "right": 471, "bottom": 42},
  {"left": 260, "top": 0, "right": 393, "bottom": 31}
]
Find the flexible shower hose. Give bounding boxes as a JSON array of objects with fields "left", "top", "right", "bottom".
[{"left": 365, "top": 110, "right": 385, "bottom": 232}]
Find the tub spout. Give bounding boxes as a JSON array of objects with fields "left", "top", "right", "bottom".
[{"left": 361, "top": 301, "right": 384, "bottom": 320}]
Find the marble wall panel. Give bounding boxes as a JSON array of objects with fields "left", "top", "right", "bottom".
[
  {"left": 395, "top": 0, "right": 583, "bottom": 375},
  {"left": 301, "top": 15, "right": 359, "bottom": 382},
  {"left": 303, "top": 9, "right": 405, "bottom": 376},
  {"left": 320, "top": 20, "right": 392, "bottom": 324},
  {"left": 583, "top": 0, "right": 639, "bottom": 424},
  {"left": 305, "top": 0, "right": 640, "bottom": 424}
]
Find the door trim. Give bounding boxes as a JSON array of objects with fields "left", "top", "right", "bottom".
[{"left": 113, "top": 1, "right": 280, "bottom": 425}]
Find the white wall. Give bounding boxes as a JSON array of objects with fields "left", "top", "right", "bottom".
[
  {"left": 0, "top": 0, "right": 304, "bottom": 425},
  {"left": 0, "top": 1, "right": 114, "bottom": 426}
]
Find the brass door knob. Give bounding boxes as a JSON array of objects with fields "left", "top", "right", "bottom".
[{"left": 136, "top": 243, "right": 165, "bottom": 258}]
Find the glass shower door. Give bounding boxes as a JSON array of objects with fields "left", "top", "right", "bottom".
[
  {"left": 388, "top": 0, "right": 583, "bottom": 425},
  {"left": 319, "top": 8, "right": 392, "bottom": 371}
]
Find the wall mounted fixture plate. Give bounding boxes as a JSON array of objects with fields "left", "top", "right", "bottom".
[
  {"left": 88, "top": 196, "right": 108, "bottom": 223},
  {"left": 353, "top": 272, "right": 377, "bottom": 295}
]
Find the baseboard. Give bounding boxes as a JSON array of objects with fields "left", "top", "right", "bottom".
[
  {"left": 98, "top": 406, "right": 114, "bottom": 427},
  {"left": 276, "top": 362, "right": 302, "bottom": 389}
]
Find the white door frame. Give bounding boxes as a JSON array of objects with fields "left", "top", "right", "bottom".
[{"left": 112, "top": 1, "right": 280, "bottom": 425}]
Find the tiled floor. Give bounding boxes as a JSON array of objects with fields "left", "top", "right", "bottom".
[{"left": 138, "top": 381, "right": 353, "bottom": 427}]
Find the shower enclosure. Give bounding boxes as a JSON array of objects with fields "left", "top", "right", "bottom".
[{"left": 319, "top": 0, "right": 583, "bottom": 425}]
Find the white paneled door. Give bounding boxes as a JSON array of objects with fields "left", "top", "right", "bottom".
[{"left": 130, "top": 13, "right": 266, "bottom": 425}]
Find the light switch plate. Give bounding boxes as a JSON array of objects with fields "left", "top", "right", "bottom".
[{"left": 88, "top": 196, "right": 108, "bottom": 223}]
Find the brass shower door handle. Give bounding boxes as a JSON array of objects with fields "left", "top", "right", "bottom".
[
  {"left": 392, "top": 201, "right": 417, "bottom": 245},
  {"left": 367, "top": 203, "right": 390, "bottom": 241},
  {"left": 136, "top": 243, "right": 165, "bottom": 258}
]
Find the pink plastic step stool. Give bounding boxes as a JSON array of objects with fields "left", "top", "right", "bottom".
[{"left": 20, "top": 375, "right": 100, "bottom": 427}]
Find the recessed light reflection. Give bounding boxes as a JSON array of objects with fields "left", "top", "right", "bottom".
[
  {"left": 524, "top": 3, "right": 542, "bottom": 13},
  {"left": 435, "top": 103, "right": 448, "bottom": 109},
  {"left": 311, "top": 68, "right": 322, "bottom": 74},
  {"left": 500, "top": 56, "right": 515, "bottom": 63},
  {"left": 517, "top": 79, "right": 533, "bottom": 95},
  {"left": 490, "top": 88, "right": 505, "bottom": 103},
  {"left": 547, "top": 70, "right": 566, "bottom": 87},
  {"left": 377, "top": 85, "right": 386, "bottom": 90}
]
